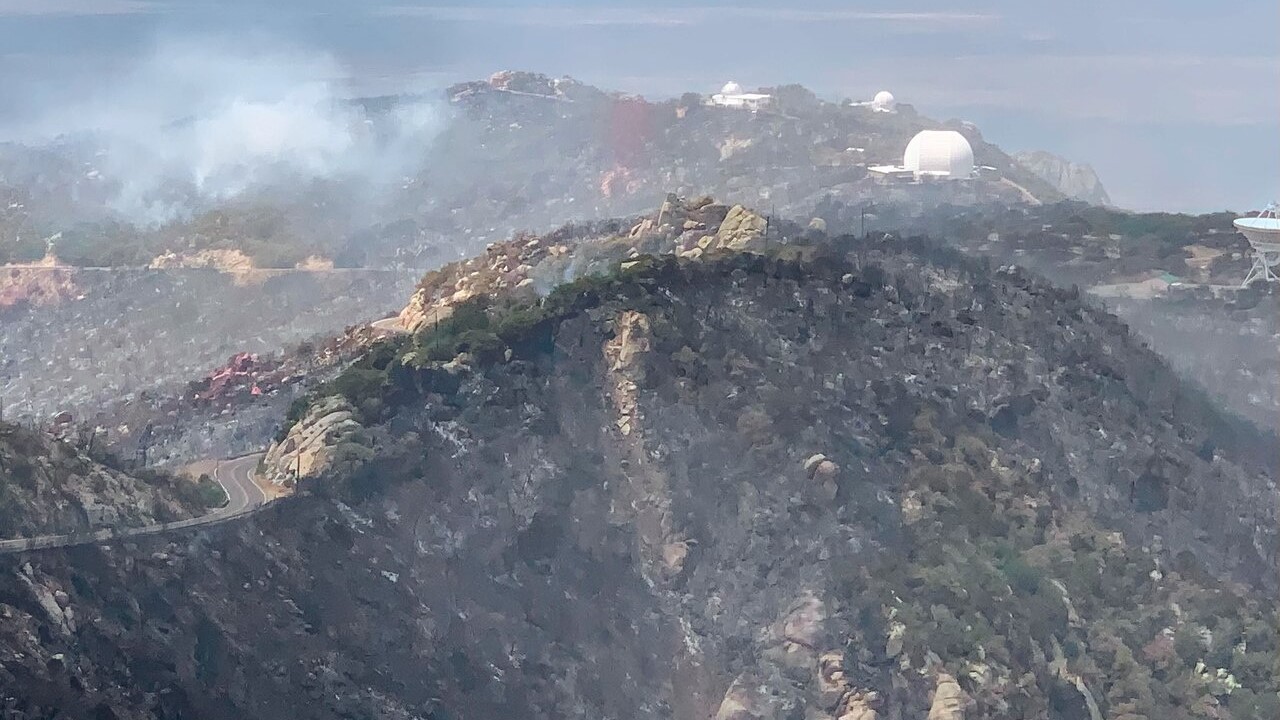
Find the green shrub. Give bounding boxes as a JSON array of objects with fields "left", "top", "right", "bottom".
[
  {"left": 326, "top": 367, "right": 389, "bottom": 410},
  {"left": 495, "top": 305, "right": 553, "bottom": 344},
  {"left": 454, "top": 329, "right": 505, "bottom": 363},
  {"left": 997, "top": 550, "right": 1045, "bottom": 596},
  {"left": 437, "top": 296, "right": 492, "bottom": 335},
  {"left": 279, "top": 396, "right": 314, "bottom": 441},
  {"left": 194, "top": 473, "right": 228, "bottom": 509}
]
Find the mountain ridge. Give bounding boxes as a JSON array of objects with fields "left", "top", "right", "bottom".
[{"left": 4, "top": 227, "right": 1275, "bottom": 718}]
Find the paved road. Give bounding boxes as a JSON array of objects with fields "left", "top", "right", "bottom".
[
  {"left": 371, "top": 316, "right": 410, "bottom": 334},
  {"left": 210, "top": 453, "right": 268, "bottom": 518},
  {"left": 0, "top": 453, "right": 268, "bottom": 554}
]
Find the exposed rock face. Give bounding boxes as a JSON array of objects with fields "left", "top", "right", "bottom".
[
  {"left": 714, "top": 205, "right": 769, "bottom": 251},
  {"left": 0, "top": 244, "right": 1277, "bottom": 719},
  {"left": 148, "top": 248, "right": 255, "bottom": 271},
  {"left": 0, "top": 421, "right": 212, "bottom": 538},
  {"left": 0, "top": 260, "right": 79, "bottom": 310},
  {"left": 397, "top": 195, "right": 768, "bottom": 332},
  {"left": 926, "top": 673, "right": 967, "bottom": 720},
  {"left": 1013, "top": 150, "right": 1112, "bottom": 205},
  {"left": 262, "top": 395, "right": 367, "bottom": 487}
]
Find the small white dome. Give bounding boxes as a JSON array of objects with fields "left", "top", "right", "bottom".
[
  {"left": 872, "top": 90, "right": 896, "bottom": 110},
  {"left": 720, "top": 81, "right": 743, "bottom": 95},
  {"left": 903, "top": 130, "right": 974, "bottom": 178}
]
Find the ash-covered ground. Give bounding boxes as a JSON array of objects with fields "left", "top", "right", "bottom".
[{"left": 0, "top": 267, "right": 417, "bottom": 423}]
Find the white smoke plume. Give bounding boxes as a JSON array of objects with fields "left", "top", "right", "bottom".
[{"left": 7, "top": 38, "right": 444, "bottom": 223}]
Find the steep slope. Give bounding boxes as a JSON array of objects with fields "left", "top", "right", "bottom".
[
  {"left": 813, "top": 199, "right": 1280, "bottom": 433},
  {"left": 394, "top": 194, "right": 772, "bottom": 333},
  {"left": 0, "top": 266, "right": 418, "bottom": 424},
  {"left": 0, "top": 421, "right": 222, "bottom": 539},
  {"left": 1014, "top": 151, "right": 1112, "bottom": 206},
  {"left": 1, "top": 243, "right": 1277, "bottom": 719}
]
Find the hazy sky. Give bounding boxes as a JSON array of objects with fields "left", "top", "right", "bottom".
[{"left": 0, "top": 0, "right": 1276, "bottom": 212}]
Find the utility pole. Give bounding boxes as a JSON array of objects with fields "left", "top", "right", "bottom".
[
  {"left": 135, "top": 422, "right": 153, "bottom": 468},
  {"left": 432, "top": 309, "right": 440, "bottom": 356},
  {"left": 861, "top": 206, "right": 867, "bottom": 238}
]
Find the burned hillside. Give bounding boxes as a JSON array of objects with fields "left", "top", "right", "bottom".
[
  {"left": 0, "top": 267, "right": 418, "bottom": 426},
  {"left": 0, "top": 421, "right": 221, "bottom": 539},
  {"left": 815, "top": 199, "right": 1280, "bottom": 432},
  {"left": 2, "top": 239, "right": 1277, "bottom": 719}
]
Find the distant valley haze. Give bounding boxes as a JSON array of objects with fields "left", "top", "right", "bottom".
[{"left": 0, "top": 0, "right": 1275, "bottom": 213}]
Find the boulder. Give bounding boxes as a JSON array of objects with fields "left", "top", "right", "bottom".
[
  {"left": 886, "top": 621, "right": 906, "bottom": 658},
  {"left": 662, "top": 539, "right": 690, "bottom": 576},
  {"left": 816, "top": 651, "right": 849, "bottom": 707},
  {"left": 804, "top": 453, "right": 828, "bottom": 474},
  {"left": 814, "top": 460, "right": 839, "bottom": 481},
  {"left": 927, "top": 673, "right": 967, "bottom": 720},
  {"left": 714, "top": 205, "right": 768, "bottom": 251},
  {"left": 780, "top": 594, "right": 827, "bottom": 649},
  {"left": 714, "top": 678, "right": 762, "bottom": 720},
  {"left": 263, "top": 396, "right": 365, "bottom": 486},
  {"left": 838, "top": 694, "right": 880, "bottom": 720}
]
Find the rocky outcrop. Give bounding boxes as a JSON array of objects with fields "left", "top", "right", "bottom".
[
  {"left": 0, "top": 422, "right": 213, "bottom": 539},
  {"left": 397, "top": 228, "right": 573, "bottom": 332},
  {"left": 1013, "top": 150, "right": 1112, "bottom": 205},
  {"left": 294, "top": 255, "right": 335, "bottom": 271},
  {"left": 819, "top": 652, "right": 882, "bottom": 720},
  {"left": 713, "top": 204, "right": 768, "bottom": 251},
  {"left": 262, "top": 395, "right": 368, "bottom": 487},
  {"left": 15, "top": 565, "right": 74, "bottom": 637},
  {"left": 148, "top": 248, "right": 255, "bottom": 271},
  {"left": 0, "top": 258, "right": 79, "bottom": 310},
  {"left": 926, "top": 674, "right": 967, "bottom": 720},
  {"left": 397, "top": 195, "right": 769, "bottom": 331}
]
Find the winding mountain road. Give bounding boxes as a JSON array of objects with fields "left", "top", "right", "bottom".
[
  {"left": 0, "top": 453, "right": 268, "bottom": 554},
  {"left": 370, "top": 316, "right": 410, "bottom": 335},
  {"left": 0, "top": 308, "right": 412, "bottom": 556},
  {"left": 210, "top": 453, "right": 268, "bottom": 519}
]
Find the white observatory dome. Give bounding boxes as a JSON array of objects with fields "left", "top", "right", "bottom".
[
  {"left": 871, "top": 90, "right": 896, "bottom": 111},
  {"left": 903, "top": 130, "right": 974, "bottom": 178},
  {"left": 720, "top": 81, "right": 743, "bottom": 95}
]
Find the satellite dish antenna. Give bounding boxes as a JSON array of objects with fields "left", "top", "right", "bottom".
[{"left": 1238, "top": 202, "right": 1280, "bottom": 286}]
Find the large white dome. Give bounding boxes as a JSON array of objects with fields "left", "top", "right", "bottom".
[
  {"left": 871, "top": 90, "right": 895, "bottom": 111},
  {"left": 903, "top": 130, "right": 974, "bottom": 178},
  {"left": 720, "top": 81, "right": 743, "bottom": 95}
]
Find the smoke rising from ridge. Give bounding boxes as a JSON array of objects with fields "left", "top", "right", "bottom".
[{"left": 6, "top": 38, "right": 445, "bottom": 224}]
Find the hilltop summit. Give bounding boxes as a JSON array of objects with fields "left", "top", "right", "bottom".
[{"left": 4, "top": 202, "right": 1277, "bottom": 719}]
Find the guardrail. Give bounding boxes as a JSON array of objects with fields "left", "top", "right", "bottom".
[
  {"left": 0, "top": 503, "right": 263, "bottom": 555},
  {"left": 0, "top": 453, "right": 268, "bottom": 555},
  {"left": 0, "top": 502, "right": 264, "bottom": 555}
]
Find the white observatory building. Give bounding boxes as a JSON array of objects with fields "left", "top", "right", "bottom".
[
  {"left": 848, "top": 90, "right": 897, "bottom": 112},
  {"left": 871, "top": 129, "right": 975, "bottom": 180},
  {"left": 710, "top": 81, "right": 773, "bottom": 111}
]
